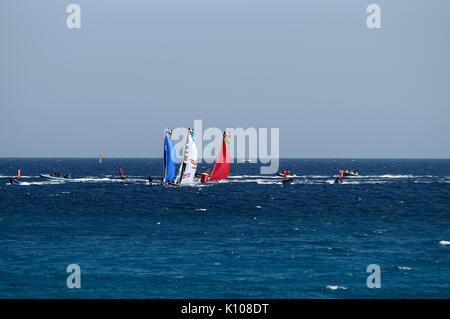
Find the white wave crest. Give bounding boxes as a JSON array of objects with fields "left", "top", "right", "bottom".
[
  {"left": 398, "top": 266, "right": 412, "bottom": 270},
  {"left": 325, "top": 285, "right": 347, "bottom": 290}
]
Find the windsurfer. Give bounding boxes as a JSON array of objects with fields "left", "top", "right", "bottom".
[
  {"left": 10, "top": 168, "right": 22, "bottom": 184},
  {"left": 334, "top": 169, "right": 345, "bottom": 184},
  {"left": 9, "top": 168, "right": 22, "bottom": 184}
]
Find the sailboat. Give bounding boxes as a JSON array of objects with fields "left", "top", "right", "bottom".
[
  {"left": 98, "top": 152, "right": 103, "bottom": 163},
  {"left": 200, "top": 132, "right": 231, "bottom": 183},
  {"left": 174, "top": 128, "right": 198, "bottom": 186},
  {"left": 10, "top": 168, "right": 23, "bottom": 185},
  {"left": 119, "top": 165, "right": 125, "bottom": 179},
  {"left": 162, "top": 129, "right": 177, "bottom": 184}
]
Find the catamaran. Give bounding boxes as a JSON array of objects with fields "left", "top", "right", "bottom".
[
  {"left": 199, "top": 132, "right": 231, "bottom": 183},
  {"left": 173, "top": 128, "right": 198, "bottom": 186}
]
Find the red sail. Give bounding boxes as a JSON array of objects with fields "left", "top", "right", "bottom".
[{"left": 209, "top": 133, "right": 231, "bottom": 181}]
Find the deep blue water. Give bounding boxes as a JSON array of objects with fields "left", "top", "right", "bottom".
[{"left": 0, "top": 158, "right": 449, "bottom": 298}]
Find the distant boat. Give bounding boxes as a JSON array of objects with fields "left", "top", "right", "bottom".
[
  {"left": 40, "top": 174, "right": 73, "bottom": 181},
  {"left": 98, "top": 152, "right": 103, "bottom": 163},
  {"left": 279, "top": 169, "right": 294, "bottom": 184},
  {"left": 343, "top": 169, "right": 359, "bottom": 177},
  {"left": 174, "top": 128, "right": 198, "bottom": 186},
  {"left": 119, "top": 166, "right": 126, "bottom": 179},
  {"left": 206, "top": 132, "right": 231, "bottom": 183},
  {"left": 277, "top": 172, "right": 294, "bottom": 178},
  {"left": 162, "top": 129, "right": 177, "bottom": 184}
]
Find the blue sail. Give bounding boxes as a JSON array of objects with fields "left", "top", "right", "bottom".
[{"left": 163, "top": 134, "right": 177, "bottom": 183}]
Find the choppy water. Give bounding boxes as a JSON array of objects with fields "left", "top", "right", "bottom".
[{"left": 0, "top": 158, "right": 449, "bottom": 298}]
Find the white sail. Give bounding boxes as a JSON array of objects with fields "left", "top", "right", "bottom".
[
  {"left": 175, "top": 133, "right": 189, "bottom": 184},
  {"left": 175, "top": 129, "right": 198, "bottom": 186},
  {"left": 180, "top": 134, "right": 198, "bottom": 186}
]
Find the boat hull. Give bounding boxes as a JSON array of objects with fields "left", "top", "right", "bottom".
[
  {"left": 343, "top": 172, "right": 358, "bottom": 177},
  {"left": 39, "top": 174, "right": 73, "bottom": 181}
]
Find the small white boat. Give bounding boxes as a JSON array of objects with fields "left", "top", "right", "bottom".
[
  {"left": 343, "top": 170, "right": 359, "bottom": 177},
  {"left": 40, "top": 174, "right": 73, "bottom": 181}
]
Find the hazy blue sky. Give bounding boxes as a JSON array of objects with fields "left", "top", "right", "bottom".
[{"left": 1, "top": 0, "right": 449, "bottom": 158}]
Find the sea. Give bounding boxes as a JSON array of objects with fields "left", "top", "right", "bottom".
[{"left": 0, "top": 158, "right": 449, "bottom": 298}]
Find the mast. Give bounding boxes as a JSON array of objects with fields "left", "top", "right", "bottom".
[{"left": 162, "top": 128, "right": 169, "bottom": 182}]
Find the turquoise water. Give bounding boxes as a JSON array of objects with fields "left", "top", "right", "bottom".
[{"left": 0, "top": 158, "right": 449, "bottom": 298}]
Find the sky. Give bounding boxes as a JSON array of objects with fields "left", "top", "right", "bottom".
[{"left": 0, "top": 0, "right": 449, "bottom": 158}]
